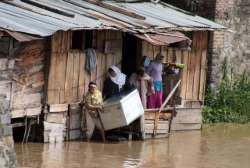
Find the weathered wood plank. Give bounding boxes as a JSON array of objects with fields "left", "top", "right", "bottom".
[
  {"left": 50, "top": 32, "right": 67, "bottom": 103},
  {"left": 199, "top": 32, "right": 208, "bottom": 101},
  {"left": 69, "top": 112, "right": 81, "bottom": 129},
  {"left": 52, "top": 31, "right": 59, "bottom": 53},
  {"left": 106, "top": 53, "right": 113, "bottom": 72},
  {"left": 185, "top": 32, "right": 197, "bottom": 100},
  {"left": 12, "top": 93, "right": 41, "bottom": 109},
  {"left": 67, "top": 31, "right": 72, "bottom": 50},
  {"left": 46, "top": 112, "right": 67, "bottom": 124},
  {"left": 78, "top": 52, "right": 85, "bottom": 98},
  {"left": 100, "top": 52, "right": 107, "bottom": 91},
  {"left": 53, "top": 53, "right": 61, "bottom": 104},
  {"left": 199, "top": 50, "right": 207, "bottom": 101},
  {"left": 173, "top": 108, "right": 202, "bottom": 124},
  {"left": 49, "top": 104, "right": 68, "bottom": 113},
  {"left": 145, "top": 122, "right": 169, "bottom": 130},
  {"left": 167, "top": 48, "right": 173, "bottom": 62},
  {"left": 65, "top": 52, "right": 74, "bottom": 102},
  {"left": 47, "top": 54, "right": 57, "bottom": 104},
  {"left": 57, "top": 53, "right": 67, "bottom": 103},
  {"left": 11, "top": 106, "right": 42, "bottom": 118},
  {"left": 180, "top": 51, "right": 189, "bottom": 99},
  {"left": 97, "top": 30, "right": 105, "bottom": 52},
  {"left": 192, "top": 32, "right": 202, "bottom": 100},
  {"left": 96, "top": 52, "right": 102, "bottom": 89},
  {"left": 175, "top": 50, "right": 182, "bottom": 63},
  {"left": 186, "top": 51, "right": 195, "bottom": 99},
  {"left": 11, "top": 110, "right": 25, "bottom": 118},
  {"left": 26, "top": 106, "right": 42, "bottom": 116},
  {"left": 73, "top": 52, "right": 80, "bottom": 102},
  {"left": 144, "top": 112, "right": 171, "bottom": 120}
]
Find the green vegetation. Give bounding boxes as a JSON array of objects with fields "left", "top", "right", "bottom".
[{"left": 203, "top": 60, "right": 250, "bottom": 123}]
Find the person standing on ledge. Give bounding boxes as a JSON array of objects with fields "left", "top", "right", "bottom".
[
  {"left": 146, "top": 53, "right": 164, "bottom": 108},
  {"left": 129, "top": 67, "right": 154, "bottom": 108}
]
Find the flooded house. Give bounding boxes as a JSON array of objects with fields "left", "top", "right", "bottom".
[{"left": 0, "top": 0, "right": 225, "bottom": 143}]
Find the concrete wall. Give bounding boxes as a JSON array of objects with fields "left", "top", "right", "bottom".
[{"left": 0, "top": 95, "right": 16, "bottom": 168}]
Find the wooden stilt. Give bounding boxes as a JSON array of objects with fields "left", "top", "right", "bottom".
[{"left": 97, "top": 110, "right": 106, "bottom": 143}]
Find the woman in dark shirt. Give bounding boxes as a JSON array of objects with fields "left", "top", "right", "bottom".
[{"left": 103, "top": 65, "right": 127, "bottom": 100}]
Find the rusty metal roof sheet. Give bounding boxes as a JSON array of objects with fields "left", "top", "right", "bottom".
[
  {"left": 0, "top": 0, "right": 226, "bottom": 37},
  {"left": 134, "top": 32, "right": 191, "bottom": 46}
]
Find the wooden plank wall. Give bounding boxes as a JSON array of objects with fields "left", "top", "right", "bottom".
[
  {"left": 12, "top": 40, "right": 48, "bottom": 118},
  {"left": 47, "top": 30, "right": 122, "bottom": 104},
  {"left": 0, "top": 38, "right": 48, "bottom": 118},
  {"left": 141, "top": 31, "right": 208, "bottom": 103}
]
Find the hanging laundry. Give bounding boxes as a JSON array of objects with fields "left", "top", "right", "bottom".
[{"left": 85, "top": 48, "right": 97, "bottom": 74}]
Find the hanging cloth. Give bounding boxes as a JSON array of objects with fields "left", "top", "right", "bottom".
[{"left": 85, "top": 48, "right": 97, "bottom": 74}]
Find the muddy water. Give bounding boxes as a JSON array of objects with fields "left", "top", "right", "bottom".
[{"left": 15, "top": 124, "right": 250, "bottom": 168}]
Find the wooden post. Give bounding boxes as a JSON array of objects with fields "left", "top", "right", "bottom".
[
  {"left": 153, "top": 80, "right": 181, "bottom": 136},
  {"left": 97, "top": 110, "right": 106, "bottom": 143}
]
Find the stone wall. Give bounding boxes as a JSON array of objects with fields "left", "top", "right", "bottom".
[
  {"left": 0, "top": 95, "right": 16, "bottom": 168},
  {"left": 165, "top": 0, "right": 250, "bottom": 90},
  {"left": 202, "top": 0, "right": 250, "bottom": 89}
]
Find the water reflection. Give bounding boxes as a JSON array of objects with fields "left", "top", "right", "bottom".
[{"left": 15, "top": 124, "right": 250, "bottom": 168}]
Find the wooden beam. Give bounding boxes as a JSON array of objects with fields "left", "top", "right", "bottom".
[
  {"left": 49, "top": 104, "right": 68, "bottom": 112},
  {"left": 11, "top": 120, "right": 36, "bottom": 128},
  {"left": 145, "top": 112, "right": 171, "bottom": 120}
]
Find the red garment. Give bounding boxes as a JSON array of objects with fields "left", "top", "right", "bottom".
[{"left": 147, "top": 91, "right": 163, "bottom": 108}]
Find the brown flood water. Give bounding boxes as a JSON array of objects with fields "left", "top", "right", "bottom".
[{"left": 15, "top": 124, "right": 250, "bottom": 168}]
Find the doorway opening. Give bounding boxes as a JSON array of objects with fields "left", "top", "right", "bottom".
[
  {"left": 121, "top": 33, "right": 139, "bottom": 77},
  {"left": 11, "top": 117, "right": 43, "bottom": 143}
]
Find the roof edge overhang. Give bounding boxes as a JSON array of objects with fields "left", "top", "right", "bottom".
[{"left": 0, "top": 29, "right": 42, "bottom": 42}]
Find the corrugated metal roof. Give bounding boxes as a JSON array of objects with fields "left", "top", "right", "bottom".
[
  {"left": 134, "top": 32, "right": 191, "bottom": 46},
  {"left": 0, "top": 0, "right": 225, "bottom": 37}
]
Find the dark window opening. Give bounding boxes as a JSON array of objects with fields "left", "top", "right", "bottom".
[
  {"left": 13, "top": 39, "right": 20, "bottom": 49},
  {"left": 122, "top": 33, "right": 138, "bottom": 77},
  {"left": 85, "top": 30, "right": 93, "bottom": 49},
  {"left": 71, "top": 30, "right": 84, "bottom": 50},
  {"left": 184, "top": 31, "right": 193, "bottom": 40},
  {"left": 0, "top": 36, "right": 10, "bottom": 57},
  {"left": 71, "top": 30, "right": 94, "bottom": 50},
  {"left": 11, "top": 118, "right": 43, "bottom": 142}
]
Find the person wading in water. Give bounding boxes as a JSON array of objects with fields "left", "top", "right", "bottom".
[{"left": 84, "top": 81, "right": 105, "bottom": 142}]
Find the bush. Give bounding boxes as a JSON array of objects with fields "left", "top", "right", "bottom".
[{"left": 202, "top": 60, "right": 250, "bottom": 123}]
